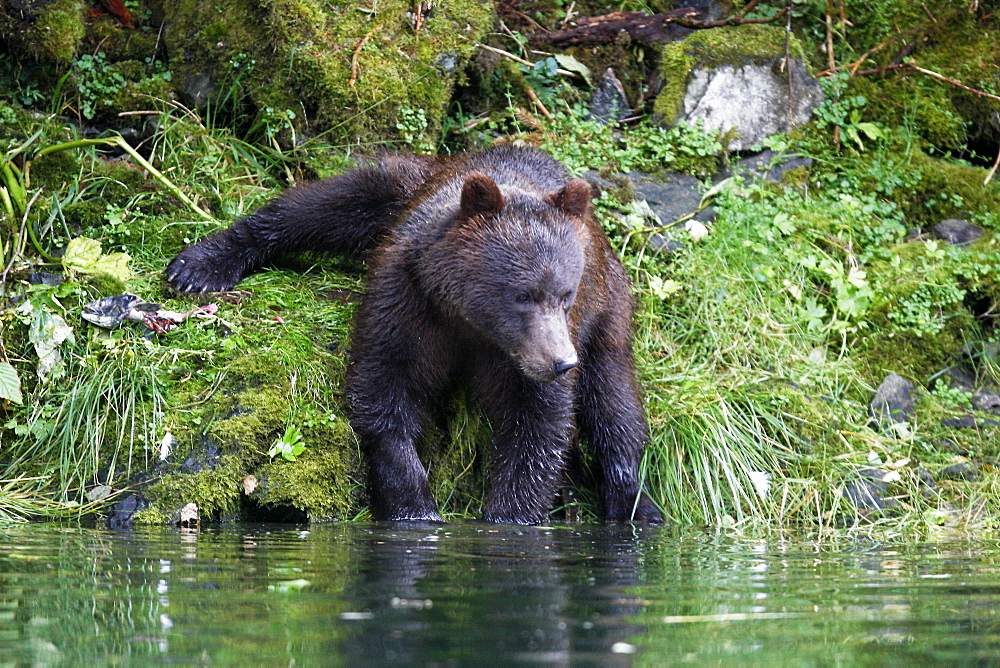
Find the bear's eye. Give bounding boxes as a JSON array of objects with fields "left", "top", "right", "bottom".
[
  {"left": 515, "top": 291, "right": 532, "bottom": 304},
  {"left": 561, "top": 291, "right": 574, "bottom": 308}
]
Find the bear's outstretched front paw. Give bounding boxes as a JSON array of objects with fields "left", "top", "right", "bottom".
[{"left": 165, "top": 240, "right": 248, "bottom": 294}]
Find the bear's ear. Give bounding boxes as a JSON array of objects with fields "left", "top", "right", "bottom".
[
  {"left": 547, "top": 179, "right": 594, "bottom": 218},
  {"left": 460, "top": 173, "right": 504, "bottom": 219}
]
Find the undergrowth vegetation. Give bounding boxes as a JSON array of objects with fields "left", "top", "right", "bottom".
[{"left": 1, "top": 0, "right": 999, "bottom": 538}]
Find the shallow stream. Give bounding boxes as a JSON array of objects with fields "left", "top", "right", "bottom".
[{"left": 2, "top": 523, "right": 998, "bottom": 665}]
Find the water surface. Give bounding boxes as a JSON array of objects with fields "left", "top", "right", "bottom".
[{"left": 1, "top": 522, "right": 998, "bottom": 665}]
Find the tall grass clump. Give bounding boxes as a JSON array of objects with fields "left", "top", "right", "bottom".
[{"left": 8, "top": 345, "right": 166, "bottom": 503}]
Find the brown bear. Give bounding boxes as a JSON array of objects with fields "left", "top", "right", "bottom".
[{"left": 167, "top": 145, "right": 662, "bottom": 524}]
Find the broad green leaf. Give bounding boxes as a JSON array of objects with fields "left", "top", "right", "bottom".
[
  {"left": 62, "top": 237, "right": 132, "bottom": 281},
  {"left": 0, "top": 362, "right": 22, "bottom": 404},
  {"left": 62, "top": 237, "right": 102, "bottom": 271},
  {"left": 772, "top": 213, "right": 796, "bottom": 235},
  {"left": 553, "top": 54, "right": 591, "bottom": 85},
  {"left": 856, "top": 122, "right": 884, "bottom": 140},
  {"left": 28, "top": 308, "right": 74, "bottom": 381}
]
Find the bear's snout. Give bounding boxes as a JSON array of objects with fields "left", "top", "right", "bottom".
[
  {"left": 514, "top": 307, "right": 578, "bottom": 383},
  {"left": 552, "top": 356, "right": 577, "bottom": 376}
]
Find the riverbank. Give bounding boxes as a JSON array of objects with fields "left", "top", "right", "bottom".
[{"left": 1, "top": 1, "right": 998, "bottom": 534}]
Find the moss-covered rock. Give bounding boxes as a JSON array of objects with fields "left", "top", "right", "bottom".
[
  {"left": 1, "top": 0, "right": 86, "bottom": 66},
  {"left": 163, "top": 0, "right": 495, "bottom": 148},
  {"left": 140, "top": 348, "right": 358, "bottom": 522},
  {"left": 655, "top": 24, "right": 822, "bottom": 150}
]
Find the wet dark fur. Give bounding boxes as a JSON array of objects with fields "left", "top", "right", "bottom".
[{"left": 167, "top": 145, "right": 662, "bottom": 525}]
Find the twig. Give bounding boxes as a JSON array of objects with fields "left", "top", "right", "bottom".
[
  {"left": 349, "top": 28, "right": 377, "bottom": 87},
  {"left": 840, "top": 59, "right": 1000, "bottom": 102},
  {"left": 474, "top": 43, "right": 575, "bottom": 77},
  {"left": 985, "top": 144, "right": 1000, "bottom": 185},
  {"left": 906, "top": 62, "right": 1000, "bottom": 101},
  {"left": 921, "top": 3, "right": 937, "bottom": 22},
  {"left": 524, "top": 86, "right": 552, "bottom": 118},
  {"left": 824, "top": 14, "right": 836, "bottom": 71}
]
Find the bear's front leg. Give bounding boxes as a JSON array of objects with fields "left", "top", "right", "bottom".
[
  {"left": 347, "top": 276, "right": 452, "bottom": 522},
  {"left": 576, "top": 329, "right": 663, "bottom": 524},
  {"left": 478, "top": 375, "right": 576, "bottom": 524},
  {"left": 349, "top": 373, "right": 443, "bottom": 522}
]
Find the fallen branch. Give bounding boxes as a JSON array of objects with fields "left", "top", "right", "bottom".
[
  {"left": 825, "top": 59, "right": 1000, "bottom": 103},
  {"left": 537, "top": 3, "right": 787, "bottom": 47},
  {"left": 524, "top": 86, "right": 552, "bottom": 118},
  {"left": 906, "top": 62, "right": 1000, "bottom": 101},
  {"left": 349, "top": 28, "right": 377, "bottom": 87},
  {"left": 537, "top": 9, "right": 700, "bottom": 47},
  {"left": 474, "top": 43, "right": 576, "bottom": 78}
]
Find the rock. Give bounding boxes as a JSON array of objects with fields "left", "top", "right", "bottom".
[
  {"left": 941, "top": 414, "right": 1000, "bottom": 430},
  {"left": 943, "top": 366, "right": 978, "bottom": 393},
  {"left": 869, "top": 372, "right": 916, "bottom": 429},
  {"left": 932, "top": 219, "right": 983, "bottom": 246},
  {"left": 647, "top": 234, "right": 685, "bottom": 255},
  {"left": 972, "top": 389, "right": 1000, "bottom": 412},
  {"left": 87, "top": 485, "right": 113, "bottom": 502},
  {"left": 939, "top": 462, "right": 982, "bottom": 482},
  {"left": 963, "top": 341, "right": 1000, "bottom": 362},
  {"left": 583, "top": 169, "right": 715, "bottom": 255},
  {"left": 29, "top": 271, "right": 63, "bottom": 287},
  {"left": 106, "top": 493, "right": 148, "bottom": 528},
  {"left": 180, "top": 440, "right": 222, "bottom": 474},
  {"left": 939, "top": 438, "right": 970, "bottom": 456},
  {"left": 630, "top": 171, "right": 718, "bottom": 226},
  {"left": 842, "top": 469, "right": 896, "bottom": 512},
  {"left": 656, "top": 26, "right": 824, "bottom": 151},
  {"left": 589, "top": 68, "right": 632, "bottom": 124},
  {"left": 724, "top": 149, "right": 812, "bottom": 184},
  {"left": 682, "top": 60, "right": 822, "bottom": 150}
]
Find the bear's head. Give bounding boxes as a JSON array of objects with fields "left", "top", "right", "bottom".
[{"left": 431, "top": 173, "right": 592, "bottom": 383}]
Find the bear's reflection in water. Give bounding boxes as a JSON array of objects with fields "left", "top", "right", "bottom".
[{"left": 339, "top": 523, "right": 651, "bottom": 665}]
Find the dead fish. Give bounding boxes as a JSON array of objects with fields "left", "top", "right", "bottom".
[
  {"left": 82, "top": 294, "right": 157, "bottom": 328},
  {"left": 82, "top": 294, "right": 218, "bottom": 333}
]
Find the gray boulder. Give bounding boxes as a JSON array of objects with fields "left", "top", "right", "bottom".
[
  {"left": 589, "top": 68, "right": 632, "bottom": 124},
  {"left": 656, "top": 25, "right": 824, "bottom": 150},
  {"left": 680, "top": 60, "right": 822, "bottom": 150},
  {"left": 932, "top": 219, "right": 984, "bottom": 246},
  {"left": 869, "top": 372, "right": 916, "bottom": 429}
]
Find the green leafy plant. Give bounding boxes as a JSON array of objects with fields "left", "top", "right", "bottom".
[
  {"left": 396, "top": 107, "right": 434, "bottom": 153},
  {"left": 814, "top": 72, "right": 885, "bottom": 150},
  {"left": 71, "top": 53, "right": 127, "bottom": 120},
  {"left": 268, "top": 424, "right": 307, "bottom": 462}
]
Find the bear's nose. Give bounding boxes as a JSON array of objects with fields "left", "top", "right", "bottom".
[{"left": 552, "top": 357, "right": 577, "bottom": 376}]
